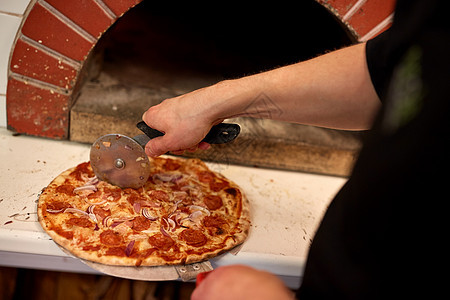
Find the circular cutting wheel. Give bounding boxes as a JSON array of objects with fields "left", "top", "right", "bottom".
[{"left": 90, "top": 134, "right": 150, "bottom": 189}]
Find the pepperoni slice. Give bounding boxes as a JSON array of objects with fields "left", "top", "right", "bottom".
[
  {"left": 203, "top": 215, "right": 228, "bottom": 236},
  {"left": 125, "top": 192, "right": 139, "bottom": 205},
  {"left": 70, "top": 162, "right": 94, "bottom": 180},
  {"left": 100, "top": 230, "right": 123, "bottom": 246},
  {"left": 203, "top": 195, "right": 223, "bottom": 210},
  {"left": 55, "top": 184, "right": 75, "bottom": 195},
  {"left": 197, "top": 171, "right": 214, "bottom": 183},
  {"left": 106, "top": 247, "right": 126, "bottom": 257},
  {"left": 46, "top": 201, "right": 72, "bottom": 212},
  {"left": 82, "top": 245, "right": 101, "bottom": 251},
  {"left": 51, "top": 226, "right": 74, "bottom": 239},
  {"left": 132, "top": 216, "right": 151, "bottom": 231},
  {"left": 93, "top": 206, "right": 111, "bottom": 220},
  {"left": 149, "top": 190, "right": 169, "bottom": 202},
  {"left": 103, "top": 187, "right": 122, "bottom": 201},
  {"left": 209, "top": 179, "right": 229, "bottom": 192},
  {"left": 164, "top": 159, "right": 181, "bottom": 171},
  {"left": 197, "top": 171, "right": 229, "bottom": 191},
  {"left": 180, "top": 229, "right": 207, "bottom": 247},
  {"left": 148, "top": 233, "right": 175, "bottom": 251},
  {"left": 66, "top": 217, "right": 94, "bottom": 228},
  {"left": 203, "top": 215, "right": 227, "bottom": 228},
  {"left": 86, "top": 190, "right": 101, "bottom": 200}
]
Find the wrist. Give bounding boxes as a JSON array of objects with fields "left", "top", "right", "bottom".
[{"left": 207, "top": 75, "right": 269, "bottom": 122}]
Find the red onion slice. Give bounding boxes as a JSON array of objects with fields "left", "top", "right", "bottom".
[
  {"left": 133, "top": 202, "right": 141, "bottom": 213},
  {"left": 125, "top": 240, "right": 135, "bottom": 257},
  {"left": 153, "top": 173, "right": 183, "bottom": 183},
  {"left": 86, "top": 205, "right": 95, "bottom": 214},
  {"left": 172, "top": 212, "right": 185, "bottom": 225},
  {"left": 188, "top": 205, "right": 211, "bottom": 216},
  {"left": 167, "top": 218, "right": 176, "bottom": 231},
  {"left": 110, "top": 221, "right": 123, "bottom": 228},
  {"left": 86, "top": 176, "right": 99, "bottom": 185},
  {"left": 162, "top": 217, "right": 170, "bottom": 230},
  {"left": 88, "top": 213, "right": 98, "bottom": 223},
  {"left": 189, "top": 210, "right": 203, "bottom": 220},
  {"left": 102, "top": 216, "right": 112, "bottom": 227},
  {"left": 160, "top": 226, "right": 170, "bottom": 237},
  {"left": 64, "top": 207, "right": 89, "bottom": 216},
  {"left": 142, "top": 208, "right": 157, "bottom": 221},
  {"left": 169, "top": 200, "right": 183, "bottom": 215},
  {"left": 73, "top": 185, "right": 97, "bottom": 193},
  {"left": 46, "top": 208, "right": 64, "bottom": 213}
]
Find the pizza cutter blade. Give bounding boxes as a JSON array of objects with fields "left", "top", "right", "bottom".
[
  {"left": 90, "top": 134, "right": 150, "bottom": 189},
  {"left": 90, "top": 121, "right": 241, "bottom": 189}
]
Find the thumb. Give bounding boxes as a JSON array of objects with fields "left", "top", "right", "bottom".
[{"left": 144, "top": 136, "right": 169, "bottom": 157}]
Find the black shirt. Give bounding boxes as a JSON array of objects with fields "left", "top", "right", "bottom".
[{"left": 297, "top": 0, "right": 450, "bottom": 298}]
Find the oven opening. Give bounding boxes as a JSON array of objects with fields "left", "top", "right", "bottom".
[{"left": 71, "top": 1, "right": 360, "bottom": 176}]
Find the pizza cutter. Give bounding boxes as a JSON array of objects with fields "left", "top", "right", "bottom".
[{"left": 90, "top": 121, "right": 240, "bottom": 189}]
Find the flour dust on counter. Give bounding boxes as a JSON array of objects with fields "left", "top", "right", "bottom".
[
  {"left": 0, "top": 128, "right": 91, "bottom": 232},
  {"left": 224, "top": 166, "right": 345, "bottom": 258}
]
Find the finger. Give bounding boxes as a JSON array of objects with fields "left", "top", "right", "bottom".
[
  {"left": 196, "top": 271, "right": 213, "bottom": 287},
  {"left": 141, "top": 109, "right": 153, "bottom": 126},
  {"left": 191, "top": 271, "right": 214, "bottom": 300},
  {"left": 170, "top": 150, "right": 185, "bottom": 155},
  {"left": 144, "top": 136, "right": 168, "bottom": 157},
  {"left": 141, "top": 110, "right": 148, "bottom": 122},
  {"left": 198, "top": 142, "right": 211, "bottom": 150},
  {"left": 187, "top": 146, "right": 198, "bottom": 152}
]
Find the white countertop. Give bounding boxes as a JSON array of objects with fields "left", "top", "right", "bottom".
[{"left": 0, "top": 127, "right": 346, "bottom": 288}]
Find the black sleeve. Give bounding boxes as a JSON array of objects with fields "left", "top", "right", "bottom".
[{"left": 365, "top": 30, "right": 392, "bottom": 102}]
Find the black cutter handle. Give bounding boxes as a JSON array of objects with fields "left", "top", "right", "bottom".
[{"left": 136, "top": 121, "right": 240, "bottom": 144}]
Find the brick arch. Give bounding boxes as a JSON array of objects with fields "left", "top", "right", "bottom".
[
  {"left": 6, "top": 0, "right": 395, "bottom": 139},
  {"left": 316, "top": 0, "right": 396, "bottom": 41},
  {"left": 7, "top": 0, "right": 143, "bottom": 139}
]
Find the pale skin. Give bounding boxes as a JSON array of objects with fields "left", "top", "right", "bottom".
[
  {"left": 191, "top": 265, "right": 295, "bottom": 300},
  {"left": 142, "top": 42, "right": 381, "bottom": 299}
]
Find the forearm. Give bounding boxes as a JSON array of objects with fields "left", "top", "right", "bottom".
[
  {"left": 142, "top": 42, "right": 381, "bottom": 156},
  {"left": 208, "top": 42, "right": 381, "bottom": 130}
]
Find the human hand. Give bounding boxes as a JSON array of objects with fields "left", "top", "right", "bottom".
[
  {"left": 191, "top": 265, "right": 294, "bottom": 300},
  {"left": 141, "top": 88, "right": 222, "bottom": 157},
  {"left": 141, "top": 78, "right": 263, "bottom": 157}
]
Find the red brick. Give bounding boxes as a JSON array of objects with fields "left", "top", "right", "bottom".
[
  {"left": 348, "top": 0, "right": 396, "bottom": 37},
  {"left": 102, "top": 0, "right": 143, "bottom": 17},
  {"left": 21, "top": 2, "right": 94, "bottom": 61},
  {"left": 6, "top": 79, "right": 70, "bottom": 139},
  {"left": 45, "top": 0, "right": 114, "bottom": 38},
  {"left": 317, "top": 0, "right": 358, "bottom": 16},
  {"left": 10, "top": 39, "right": 78, "bottom": 90}
]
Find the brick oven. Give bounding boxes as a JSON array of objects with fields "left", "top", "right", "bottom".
[
  {"left": 3, "top": 0, "right": 396, "bottom": 176},
  {"left": 0, "top": 0, "right": 397, "bottom": 287}
]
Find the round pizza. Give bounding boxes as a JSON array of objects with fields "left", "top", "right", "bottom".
[{"left": 37, "top": 156, "right": 250, "bottom": 266}]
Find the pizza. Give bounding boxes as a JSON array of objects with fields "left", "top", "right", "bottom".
[{"left": 37, "top": 156, "right": 250, "bottom": 266}]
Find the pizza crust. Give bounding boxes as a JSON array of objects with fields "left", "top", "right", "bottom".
[{"left": 37, "top": 156, "right": 250, "bottom": 267}]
